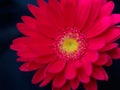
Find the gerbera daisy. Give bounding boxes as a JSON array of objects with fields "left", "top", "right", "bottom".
[{"left": 11, "top": 0, "right": 120, "bottom": 90}]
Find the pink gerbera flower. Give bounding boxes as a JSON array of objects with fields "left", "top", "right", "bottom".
[{"left": 11, "top": 0, "right": 120, "bottom": 90}]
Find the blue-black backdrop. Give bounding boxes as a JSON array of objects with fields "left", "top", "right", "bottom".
[{"left": 0, "top": 0, "right": 120, "bottom": 90}]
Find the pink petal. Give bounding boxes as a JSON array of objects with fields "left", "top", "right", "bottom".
[
  {"left": 99, "top": 1, "right": 114, "bottom": 17},
  {"left": 39, "top": 73, "right": 54, "bottom": 87},
  {"left": 84, "top": 78, "right": 97, "bottom": 90},
  {"left": 16, "top": 23, "right": 40, "bottom": 38},
  {"left": 101, "top": 0, "right": 107, "bottom": 5},
  {"left": 94, "top": 53, "right": 109, "bottom": 66},
  {"left": 108, "top": 48, "right": 120, "bottom": 59},
  {"left": 37, "top": 23, "right": 57, "bottom": 38},
  {"left": 103, "top": 69, "right": 109, "bottom": 81},
  {"left": 32, "top": 69, "right": 44, "bottom": 84},
  {"left": 92, "top": 66, "right": 108, "bottom": 80},
  {"left": 77, "top": 68, "right": 90, "bottom": 83},
  {"left": 16, "top": 22, "right": 52, "bottom": 42},
  {"left": 83, "top": 0, "right": 101, "bottom": 33},
  {"left": 81, "top": 57, "right": 92, "bottom": 76},
  {"left": 17, "top": 57, "right": 31, "bottom": 62},
  {"left": 86, "top": 16, "right": 112, "bottom": 38},
  {"left": 10, "top": 37, "right": 29, "bottom": 51},
  {"left": 60, "top": 82, "right": 70, "bottom": 90},
  {"left": 47, "top": 59, "right": 66, "bottom": 73},
  {"left": 19, "top": 62, "right": 40, "bottom": 72},
  {"left": 70, "top": 77, "right": 80, "bottom": 90},
  {"left": 48, "top": 0, "right": 63, "bottom": 25},
  {"left": 100, "top": 43, "right": 118, "bottom": 52},
  {"left": 36, "top": 0, "right": 49, "bottom": 21},
  {"left": 73, "top": 60, "right": 82, "bottom": 69},
  {"left": 52, "top": 87, "right": 61, "bottom": 90},
  {"left": 87, "top": 14, "right": 120, "bottom": 39},
  {"left": 36, "top": 55, "right": 56, "bottom": 64},
  {"left": 76, "top": 0, "right": 92, "bottom": 30},
  {"left": 17, "top": 51, "right": 38, "bottom": 58},
  {"left": 88, "top": 38, "right": 106, "bottom": 50},
  {"left": 48, "top": 0, "right": 59, "bottom": 5},
  {"left": 104, "top": 56, "right": 112, "bottom": 67},
  {"left": 60, "top": 0, "right": 76, "bottom": 5},
  {"left": 111, "top": 14, "right": 120, "bottom": 24},
  {"left": 100, "top": 26, "right": 120, "bottom": 43},
  {"left": 22, "top": 55, "right": 55, "bottom": 64},
  {"left": 84, "top": 50, "right": 99, "bottom": 63},
  {"left": 27, "top": 4, "right": 41, "bottom": 19},
  {"left": 62, "top": 0, "right": 76, "bottom": 27},
  {"left": 48, "top": 0, "right": 65, "bottom": 29},
  {"left": 28, "top": 38, "right": 53, "bottom": 49},
  {"left": 21, "top": 16, "right": 37, "bottom": 29},
  {"left": 52, "top": 72, "right": 66, "bottom": 88},
  {"left": 16, "top": 46, "right": 54, "bottom": 58},
  {"left": 65, "top": 63, "right": 76, "bottom": 80},
  {"left": 11, "top": 37, "right": 54, "bottom": 60},
  {"left": 28, "top": 3, "right": 58, "bottom": 38},
  {"left": 27, "top": 43, "right": 53, "bottom": 55},
  {"left": 37, "top": 0, "right": 47, "bottom": 8},
  {"left": 28, "top": 3, "right": 49, "bottom": 25},
  {"left": 17, "top": 57, "right": 50, "bottom": 68}
]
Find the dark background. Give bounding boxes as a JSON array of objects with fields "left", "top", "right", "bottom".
[{"left": 0, "top": 0, "right": 120, "bottom": 90}]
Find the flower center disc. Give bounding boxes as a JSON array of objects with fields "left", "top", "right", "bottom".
[
  {"left": 61, "top": 38, "right": 79, "bottom": 53},
  {"left": 53, "top": 28, "right": 88, "bottom": 61}
]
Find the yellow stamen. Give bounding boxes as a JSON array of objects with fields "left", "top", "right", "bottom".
[{"left": 61, "top": 38, "right": 79, "bottom": 53}]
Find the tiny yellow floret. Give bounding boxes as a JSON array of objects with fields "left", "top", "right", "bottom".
[{"left": 61, "top": 38, "right": 79, "bottom": 53}]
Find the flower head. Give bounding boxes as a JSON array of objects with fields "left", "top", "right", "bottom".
[{"left": 11, "top": 0, "right": 120, "bottom": 90}]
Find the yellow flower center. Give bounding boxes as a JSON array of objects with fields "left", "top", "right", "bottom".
[
  {"left": 61, "top": 37, "right": 79, "bottom": 53},
  {"left": 54, "top": 29, "right": 87, "bottom": 61}
]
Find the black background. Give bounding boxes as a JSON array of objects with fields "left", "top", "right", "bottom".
[{"left": 0, "top": 0, "right": 120, "bottom": 90}]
